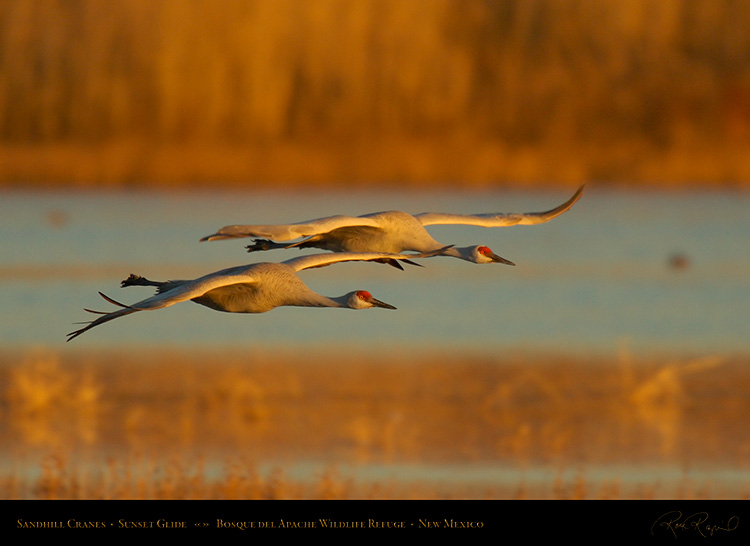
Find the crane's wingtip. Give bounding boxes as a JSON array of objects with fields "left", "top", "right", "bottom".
[
  {"left": 82, "top": 308, "right": 109, "bottom": 315},
  {"left": 566, "top": 184, "right": 586, "bottom": 205},
  {"left": 200, "top": 228, "right": 247, "bottom": 242},
  {"left": 66, "top": 329, "right": 88, "bottom": 342},
  {"left": 98, "top": 291, "right": 134, "bottom": 310},
  {"left": 199, "top": 232, "right": 232, "bottom": 242},
  {"left": 65, "top": 329, "right": 83, "bottom": 342}
]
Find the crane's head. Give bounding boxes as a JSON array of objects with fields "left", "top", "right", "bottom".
[
  {"left": 454, "top": 245, "right": 515, "bottom": 265},
  {"left": 346, "top": 290, "right": 397, "bottom": 310}
]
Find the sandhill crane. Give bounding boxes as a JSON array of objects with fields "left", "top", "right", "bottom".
[
  {"left": 66, "top": 250, "right": 447, "bottom": 341},
  {"left": 200, "top": 185, "right": 584, "bottom": 268}
]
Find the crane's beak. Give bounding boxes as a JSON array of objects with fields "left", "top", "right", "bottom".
[
  {"left": 370, "top": 298, "right": 397, "bottom": 310},
  {"left": 489, "top": 252, "right": 515, "bottom": 266}
]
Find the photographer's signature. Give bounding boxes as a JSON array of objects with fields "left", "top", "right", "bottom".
[{"left": 651, "top": 511, "right": 739, "bottom": 538}]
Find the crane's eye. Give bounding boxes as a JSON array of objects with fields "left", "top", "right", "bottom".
[
  {"left": 357, "top": 291, "right": 372, "bottom": 301},
  {"left": 477, "top": 246, "right": 492, "bottom": 255}
]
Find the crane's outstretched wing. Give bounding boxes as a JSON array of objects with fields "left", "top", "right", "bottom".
[
  {"left": 67, "top": 264, "right": 258, "bottom": 341},
  {"left": 285, "top": 248, "right": 453, "bottom": 272},
  {"left": 414, "top": 185, "right": 584, "bottom": 227},
  {"left": 66, "top": 299, "right": 140, "bottom": 342},
  {"left": 200, "top": 214, "right": 382, "bottom": 242}
]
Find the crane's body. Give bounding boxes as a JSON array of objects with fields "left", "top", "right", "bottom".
[
  {"left": 201, "top": 186, "right": 584, "bottom": 267},
  {"left": 122, "top": 262, "right": 357, "bottom": 314},
  {"left": 287, "top": 210, "right": 440, "bottom": 254},
  {"left": 67, "top": 250, "right": 446, "bottom": 341}
]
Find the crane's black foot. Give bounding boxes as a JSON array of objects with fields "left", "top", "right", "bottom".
[
  {"left": 121, "top": 274, "right": 157, "bottom": 288},
  {"left": 246, "top": 239, "right": 275, "bottom": 252}
]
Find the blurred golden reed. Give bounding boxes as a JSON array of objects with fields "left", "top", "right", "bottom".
[
  {"left": 2, "top": 348, "right": 749, "bottom": 499},
  {"left": 1, "top": 0, "right": 750, "bottom": 188}
]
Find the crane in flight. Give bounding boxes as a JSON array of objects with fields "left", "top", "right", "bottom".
[
  {"left": 66, "top": 249, "right": 448, "bottom": 342},
  {"left": 200, "top": 185, "right": 584, "bottom": 268}
]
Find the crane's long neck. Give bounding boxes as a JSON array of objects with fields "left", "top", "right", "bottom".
[
  {"left": 327, "top": 294, "right": 356, "bottom": 308},
  {"left": 440, "top": 245, "right": 474, "bottom": 261},
  {"left": 291, "top": 291, "right": 349, "bottom": 309}
]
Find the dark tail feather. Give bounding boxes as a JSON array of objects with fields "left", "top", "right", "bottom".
[{"left": 373, "top": 258, "right": 404, "bottom": 270}]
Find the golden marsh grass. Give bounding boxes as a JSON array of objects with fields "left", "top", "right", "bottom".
[
  {"left": 2, "top": 0, "right": 750, "bottom": 187},
  {"left": 2, "top": 347, "right": 749, "bottom": 499}
]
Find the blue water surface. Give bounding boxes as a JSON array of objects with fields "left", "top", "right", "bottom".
[{"left": 1, "top": 186, "right": 747, "bottom": 358}]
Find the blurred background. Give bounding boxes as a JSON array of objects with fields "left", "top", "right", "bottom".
[
  {"left": 2, "top": 0, "right": 750, "bottom": 501},
  {"left": 1, "top": 0, "right": 750, "bottom": 188}
]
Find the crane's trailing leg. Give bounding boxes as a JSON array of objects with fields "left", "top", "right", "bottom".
[
  {"left": 245, "top": 239, "right": 291, "bottom": 252},
  {"left": 121, "top": 274, "right": 186, "bottom": 295},
  {"left": 121, "top": 274, "right": 164, "bottom": 288}
]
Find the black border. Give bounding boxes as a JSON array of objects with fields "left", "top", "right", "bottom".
[{"left": 4, "top": 499, "right": 749, "bottom": 540}]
